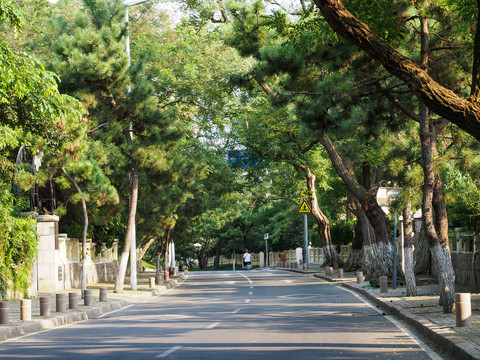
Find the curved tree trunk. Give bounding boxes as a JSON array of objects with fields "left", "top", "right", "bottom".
[
  {"left": 302, "top": 165, "right": 343, "bottom": 268},
  {"left": 114, "top": 158, "right": 139, "bottom": 293},
  {"left": 313, "top": 0, "right": 480, "bottom": 141},
  {"left": 137, "top": 235, "right": 158, "bottom": 271},
  {"left": 318, "top": 134, "right": 393, "bottom": 282}
]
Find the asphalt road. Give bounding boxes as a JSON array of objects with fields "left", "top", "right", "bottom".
[{"left": 0, "top": 270, "right": 442, "bottom": 359}]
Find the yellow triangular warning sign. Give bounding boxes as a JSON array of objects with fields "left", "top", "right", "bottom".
[{"left": 297, "top": 200, "right": 312, "bottom": 214}]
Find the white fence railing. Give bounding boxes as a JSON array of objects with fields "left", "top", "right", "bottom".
[{"left": 58, "top": 234, "right": 118, "bottom": 264}]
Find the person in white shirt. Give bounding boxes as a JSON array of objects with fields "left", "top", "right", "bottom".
[{"left": 243, "top": 250, "right": 252, "bottom": 269}]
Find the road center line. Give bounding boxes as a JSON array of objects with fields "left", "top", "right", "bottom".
[
  {"left": 232, "top": 308, "right": 240, "bottom": 314},
  {"left": 245, "top": 299, "right": 250, "bottom": 304},
  {"left": 206, "top": 322, "right": 219, "bottom": 329},
  {"left": 156, "top": 345, "right": 183, "bottom": 358},
  {"left": 249, "top": 291, "right": 253, "bottom": 295},
  {"left": 239, "top": 273, "right": 253, "bottom": 284}
]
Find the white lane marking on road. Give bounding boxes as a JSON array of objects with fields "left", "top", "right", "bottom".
[
  {"left": 277, "top": 294, "right": 321, "bottom": 300},
  {"left": 340, "top": 286, "right": 442, "bottom": 360},
  {"left": 232, "top": 308, "right": 240, "bottom": 314},
  {"left": 245, "top": 299, "right": 251, "bottom": 304},
  {"left": 283, "top": 280, "right": 293, "bottom": 283},
  {"left": 249, "top": 291, "right": 253, "bottom": 295},
  {"left": 156, "top": 345, "right": 183, "bottom": 358},
  {"left": 227, "top": 281, "right": 236, "bottom": 285},
  {"left": 250, "top": 286, "right": 253, "bottom": 289},
  {"left": 239, "top": 273, "right": 253, "bottom": 284},
  {"left": 96, "top": 304, "right": 135, "bottom": 319},
  {"left": 206, "top": 322, "right": 219, "bottom": 329}
]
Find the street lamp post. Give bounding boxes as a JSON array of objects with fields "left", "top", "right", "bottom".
[{"left": 123, "top": 0, "right": 150, "bottom": 291}]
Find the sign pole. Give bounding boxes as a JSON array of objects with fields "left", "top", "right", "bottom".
[
  {"left": 264, "top": 233, "right": 269, "bottom": 268},
  {"left": 297, "top": 200, "right": 312, "bottom": 269},
  {"left": 393, "top": 209, "right": 397, "bottom": 289},
  {"left": 304, "top": 214, "right": 309, "bottom": 268}
]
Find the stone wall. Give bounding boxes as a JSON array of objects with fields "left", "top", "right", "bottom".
[{"left": 450, "top": 252, "right": 480, "bottom": 287}]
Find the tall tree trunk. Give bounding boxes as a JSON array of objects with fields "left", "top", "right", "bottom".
[
  {"left": 301, "top": 165, "right": 343, "bottom": 268},
  {"left": 343, "top": 220, "right": 363, "bottom": 272},
  {"left": 319, "top": 134, "right": 393, "bottom": 282},
  {"left": 164, "top": 226, "right": 172, "bottom": 279},
  {"left": 62, "top": 168, "right": 89, "bottom": 297},
  {"left": 403, "top": 198, "right": 417, "bottom": 296},
  {"left": 344, "top": 196, "right": 366, "bottom": 272},
  {"left": 419, "top": 17, "right": 455, "bottom": 313},
  {"left": 114, "top": 158, "right": 139, "bottom": 293},
  {"left": 214, "top": 238, "right": 223, "bottom": 270}
]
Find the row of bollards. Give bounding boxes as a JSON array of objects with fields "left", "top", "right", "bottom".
[
  {"left": 0, "top": 287, "right": 108, "bottom": 325},
  {"left": 376, "top": 275, "right": 473, "bottom": 328}
]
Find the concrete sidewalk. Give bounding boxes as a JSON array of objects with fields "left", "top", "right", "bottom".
[
  {"left": 288, "top": 267, "right": 480, "bottom": 360},
  {"left": 0, "top": 271, "right": 186, "bottom": 342}
]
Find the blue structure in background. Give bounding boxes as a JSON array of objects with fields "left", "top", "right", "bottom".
[{"left": 227, "top": 150, "right": 262, "bottom": 168}]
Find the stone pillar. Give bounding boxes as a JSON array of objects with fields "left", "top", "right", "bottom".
[
  {"left": 99, "top": 287, "right": 108, "bottom": 302},
  {"left": 36, "top": 215, "right": 61, "bottom": 293},
  {"left": 156, "top": 272, "right": 163, "bottom": 284},
  {"left": 84, "top": 289, "right": 93, "bottom": 306},
  {"left": 379, "top": 276, "right": 388, "bottom": 293},
  {"left": 149, "top": 277, "right": 155, "bottom": 288},
  {"left": 338, "top": 269, "right": 343, "bottom": 278},
  {"left": 40, "top": 296, "right": 50, "bottom": 316},
  {"left": 69, "top": 292, "right": 78, "bottom": 310},
  {"left": 0, "top": 301, "right": 9, "bottom": 324},
  {"left": 356, "top": 271, "right": 364, "bottom": 284},
  {"left": 173, "top": 266, "right": 179, "bottom": 277},
  {"left": 455, "top": 293, "right": 472, "bottom": 327},
  {"left": 56, "top": 293, "right": 67, "bottom": 312},
  {"left": 21, "top": 299, "right": 32, "bottom": 321}
]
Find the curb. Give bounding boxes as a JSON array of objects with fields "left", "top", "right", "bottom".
[
  {"left": 0, "top": 274, "right": 186, "bottom": 343},
  {"left": 0, "top": 300, "right": 127, "bottom": 342},
  {"left": 342, "top": 282, "right": 480, "bottom": 360}
]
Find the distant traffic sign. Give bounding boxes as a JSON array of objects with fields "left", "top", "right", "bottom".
[{"left": 297, "top": 200, "right": 312, "bottom": 214}]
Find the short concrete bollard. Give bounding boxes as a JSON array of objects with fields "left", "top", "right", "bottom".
[
  {"left": 40, "top": 296, "right": 50, "bottom": 316},
  {"left": 84, "top": 289, "right": 93, "bottom": 306},
  {"left": 356, "top": 271, "right": 364, "bottom": 284},
  {"left": 56, "top": 293, "right": 67, "bottom": 312},
  {"left": 69, "top": 292, "right": 78, "bottom": 310},
  {"left": 155, "top": 273, "right": 163, "bottom": 285},
  {"left": 20, "top": 299, "right": 32, "bottom": 321},
  {"left": 149, "top": 277, "right": 155, "bottom": 288},
  {"left": 174, "top": 266, "right": 179, "bottom": 276},
  {"left": 379, "top": 276, "right": 388, "bottom": 293},
  {"left": 99, "top": 287, "right": 108, "bottom": 302},
  {"left": 338, "top": 269, "right": 344, "bottom": 278},
  {"left": 0, "top": 301, "right": 9, "bottom": 324},
  {"left": 455, "top": 293, "right": 472, "bottom": 327}
]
